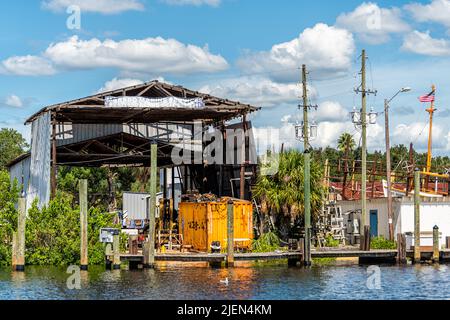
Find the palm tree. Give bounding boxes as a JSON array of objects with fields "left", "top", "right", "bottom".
[
  {"left": 253, "top": 150, "right": 325, "bottom": 239},
  {"left": 337, "top": 133, "right": 355, "bottom": 153},
  {"left": 337, "top": 133, "right": 355, "bottom": 199}
]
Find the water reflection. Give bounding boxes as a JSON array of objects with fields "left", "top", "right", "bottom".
[{"left": 0, "top": 263, "right": 449, "bottom": 300}]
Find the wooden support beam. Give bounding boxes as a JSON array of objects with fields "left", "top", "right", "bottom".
[
  {"left": 145, "top": 142, "right": 157, "bottom": 268},
  {"left": 137, "top": 83, "right": 156, "bottom": 97},
  {"left": 240, "top": 115, "right": 247, "bottom": 200},
  {"left": 79, "top": 179, "right": 88, "bottom": 270},
  {"left": 226, "top": 200, "right": 234, "bottom": 267},
  {"left": 15, "top": 197, "right": 26, "bottom": 271}
]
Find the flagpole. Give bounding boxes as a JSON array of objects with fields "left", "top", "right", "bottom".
[{"left": 426, "top": 84, "right": 436, "bottom": 175}]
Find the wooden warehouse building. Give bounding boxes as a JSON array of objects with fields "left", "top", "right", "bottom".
[{"left": 7, "top": 80, "right": 260, "bottom": 211}]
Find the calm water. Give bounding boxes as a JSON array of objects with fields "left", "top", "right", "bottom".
[{"left": 0, "top": 262, "right": 449, "bottom": 300}]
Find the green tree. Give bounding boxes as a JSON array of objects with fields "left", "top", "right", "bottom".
[
  {"left": 0, "top": 128, "right": 29, "bottom": 169},
  {"left": 0, "top": 170, "right": 20, "bottom": 265},
  {"left": 57, "top": 166, "right": 137, "bottom": 211},
  {"left": 254, "top": 150, "right": 325, "bottom": 239}
]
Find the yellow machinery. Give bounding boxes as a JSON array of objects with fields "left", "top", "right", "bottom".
[{"left": 178, "top": 198, "right": 253, "bottom": 252}]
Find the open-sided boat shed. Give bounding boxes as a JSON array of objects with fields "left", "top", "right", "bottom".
[{"left": 7, "top": 80, "right": 260, "bottom": 211}]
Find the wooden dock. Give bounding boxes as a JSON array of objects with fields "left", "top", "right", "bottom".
[
  {"left": 113, "top": 248, "right": 450, "bottom": 267},
  {"left": 119, "top": 251, "right": 302, "bottom": 263}
]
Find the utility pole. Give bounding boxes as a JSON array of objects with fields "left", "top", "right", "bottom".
[
  {"left": 302, "top": 64, "right": 309, "bottom": 151},
  {"left": 384, "top": 87, "right": 411, "bottom": 241},
  {"left": 361, "top": 50, "right": 368, "bottom": 250},
  {"left": 384, "top": 99, "right": 394, "bottom": 241},
  {"left": 300, "top": 64, "right": 315, "bottom": 266},
  {"left": 354, "top": 50, "right": 377, "bottom": 250},
  {"left": 302, "top": 64, "right": 311, "bottom": 266}
]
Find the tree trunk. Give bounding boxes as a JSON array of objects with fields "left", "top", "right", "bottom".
[{"left": 107, "top": 168, "right": 117, "bottom": 213}]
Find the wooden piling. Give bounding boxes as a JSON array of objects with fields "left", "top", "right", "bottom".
[
  {"left": 364, "top": 225, "right": 371, "bottom": 251},
  {"left": 145, "top": 142, "right": 157, "bottom": 268},
  {"left": 11, "top": 232, "right": 17, "bottom": 269},
  {"left": 113, "top": 233, "right": 121, "bottom": 269},
  {"left": 433, "top": 225, "right": 439, "bottom": 263},
  {"left": 226, "top": 200, "right": 234, "bottom": 267},
  {"left": 79, "top": 179, "right": 88, "bottom": 270},
  {"left": 414, "top": 169, "right": 421, "bottom": 263},
  {"left": 15, "top": 197, "right": 26, "bottom": 271},
  {"left": 397, "top": 233, "right": 407, "bottom": 264},
  {"left": 304, "top": 151, "right": 312, "bottom": 266}
]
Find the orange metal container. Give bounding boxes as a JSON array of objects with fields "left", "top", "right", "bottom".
[{"left": 178, "top": 199, "right": 253, "bottom": 252}]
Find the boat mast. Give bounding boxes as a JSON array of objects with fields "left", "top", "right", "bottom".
[{"left": 426, "top": 84, "right": 436, "bottom": 173}]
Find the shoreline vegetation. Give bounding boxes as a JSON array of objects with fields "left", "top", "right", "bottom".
[{"left": 0, "top": 129, "right": 404, "bottom": 267}]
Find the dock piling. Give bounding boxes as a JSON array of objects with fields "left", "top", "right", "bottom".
[
  {"left": 113, "top": 233, "right": 121, "bottom": 269},
  {"left": 414, "top": 168, "right": 421, "bottom": 263},
  {"left": 226, "top": 200, "right": 234, "bottom": 267},
  {"left": 79, "top": 179, "right": 88, "bottom": 270},
  {"left": 144, "top": 141, "right": 157, "bottom": 268},
  {"left": 433, "top": 225, "right": 439, "bottom": 263},
  {"left": 397, "top": 233, "right": 407, "bottom": 264},
  {"left": 15, "top": 197, "right": 26, "bottom": 272},
  {"left": 11, "top": 232, "right": 17, "bottom": 269}
]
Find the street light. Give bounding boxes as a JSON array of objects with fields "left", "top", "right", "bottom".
[{"left": 385, "top": 87, "right": 411, "bottom": 241}]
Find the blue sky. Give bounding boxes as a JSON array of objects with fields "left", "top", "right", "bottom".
[{"left": 1, "top": 0, "right": 450, "bottom": 154}]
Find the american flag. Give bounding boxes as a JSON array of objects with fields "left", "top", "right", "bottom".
[{"left": 419, "top": 90, "right": 435, "bottom": 103}]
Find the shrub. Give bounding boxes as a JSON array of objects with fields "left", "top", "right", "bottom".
[
  {"left": 251, "top": 232, "right": 281, "bottom": 253},
  {"left": 25, "top": 195, "right": 119, "bottom": 266},
  {"left": 324, "top": 234, "right": 340, "bottom": 247},
  {"left": 370, "top": 236, "right": 396, "bottom": 249},
  {"left": 0, "top": 175, "right": 119, "bottom": 266},
  {"left": 0, "top": 170, "right": 19, "bottom": 266}
]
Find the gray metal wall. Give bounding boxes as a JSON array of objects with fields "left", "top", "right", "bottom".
[
  {"left": 9, "top": 156, "right": 31, "bottom": 196},
  {"left": 56, "top": 122, "right": 194, "bottom": 147},
  {"left": 123, "top": 192, "right": 163, "bottom": 220}
]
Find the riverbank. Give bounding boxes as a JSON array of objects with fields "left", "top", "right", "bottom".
[{"left": 1, "top": 263, "right": 449, "bottom": 300}]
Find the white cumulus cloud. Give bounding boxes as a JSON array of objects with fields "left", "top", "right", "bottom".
[
  {"left": 402, "top": 30, "right": 450, "bottom": 56},
  {"left": 199, "top": 76, "right": 305, "bottom": 107},
  {"left": 1, "top": 36, "right": 228, "bottom": 77},
  {"left": 4, "top": 95, "right": 23, "bottom": 108},
  {"left": 0, "top": 55, "right": 56, "bottom": 76},
  {"left": 97, "top": 77, "right": 144, "bottom": 93},
  {"left": 43, "top": 36, "right": 228, "bottom": 76},
  {"left": 42, "top": 0, "right": 144, "bottom": 14},
  {"left": 336, "top": 2, "right": 410, "bottom": 44},
  {"left": 405, "top": 0, "right": 450, "bottom": 28},
  {"left": 237, "top": 23, "right": 355, "bottom": 82}
]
